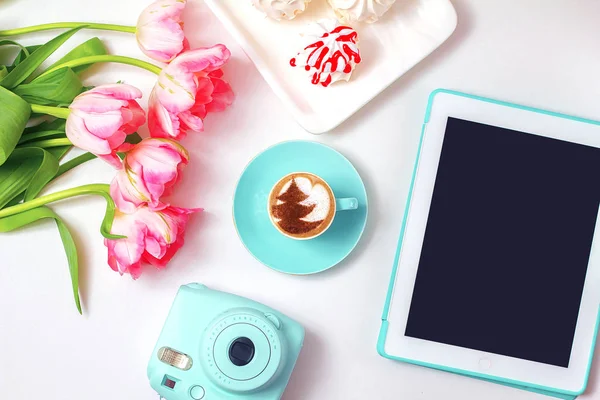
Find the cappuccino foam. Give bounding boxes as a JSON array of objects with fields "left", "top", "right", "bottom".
[
  {"left": 269, "top": 173, "right": 336, "bottom": 238},
  {"left": 277, "top": 177, "right": 331, "bottom": 221}
]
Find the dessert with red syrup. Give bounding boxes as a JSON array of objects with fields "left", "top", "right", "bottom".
[{"left": 290, "top": 19, "right": 361, "bottom": 87}]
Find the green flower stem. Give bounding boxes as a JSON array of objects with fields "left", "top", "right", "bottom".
[
  {"left": 55, "top": 152, "right": 96, "bottom": 179},
  {"left": 38, "top": 55, "right": 162, "bottom": 79},
  {"left": 0, "top": 22, "right": 136, "bottom": 36},
  {"left": 19, "top": 138, "right": 72, "bottom": 148},
  {"left": 0, "top": 184, "right": 124, "bottom": 239},
  {"left": 0, "top": 184, "right": 106, "bottom": 218},
  {"left": 30, "top": 104, "right": 70, "bottom": 119}
]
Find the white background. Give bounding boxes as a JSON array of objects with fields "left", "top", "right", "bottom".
[{"left": 1, "top": 1, "right": 599, "bottom": 399}]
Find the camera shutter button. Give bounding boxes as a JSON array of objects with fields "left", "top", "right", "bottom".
[{"left": 264, "top": 313, "right": 281, "bottom": 330}]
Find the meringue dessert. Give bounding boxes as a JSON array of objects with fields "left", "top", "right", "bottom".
[
  {"left": 251, "top": 0, "right": 311, "bottom": 21},
  {"left": 327, "top": 0, "right": 397, "bottom": 23},
  {"left": 289, "top": 19, "right": 362, "bottom": 87}
]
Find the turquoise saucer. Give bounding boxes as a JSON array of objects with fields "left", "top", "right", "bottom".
[{"left": 233, "top": 141, "right": 368, "bottom": 274}]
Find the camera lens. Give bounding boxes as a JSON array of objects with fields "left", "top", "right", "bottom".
[{"left": 229, "top": 337, "right": 255, "bottom": 367}]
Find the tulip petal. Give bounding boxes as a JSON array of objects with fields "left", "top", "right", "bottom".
[
  {"left": 71, "top": 85, "right": 143, "bottom": 113},
  {"left": 194, "top": 77, "right": 214, "bottom": 106},
  {"left": 104, "top": 204, "right": 199, "bottom": 278},
  {"left": 206, "top": 77, "right": 235, "bottom": 113},
  {"left": 142, "top": 206, "right": 200, "bottom": 267},
  {"left": 88, "top": 84, "right": 143, "bottom": 100},
  {"left": 143, "top": 234, "right": 184, "bottom": 267},
  {"left": 66, "top": 111, "right": 112, "bottom": 155},
  {"left": 146, "top": 46, "right": 233, "bottom": 139},
  {"left": 137, "top": 0, "right": 186, "bottom": 26},
  {"left": 66, "top": 84, "right": 145, "bottom": 168},
  {"left": 144, "top": 235, "right": 165, "bottom": 259},
  {"left": 110, "top": 169, "right": 146, "bottom": 212},
  {"left": 136, "top": 0, "right": 187, "bottom": 62},
  {"left": 148, "top": 90, "right": 182, "bottom": 139},
  {"left": 170, "top": 45, "right": 231, "bottom": 73},
  {"left": 178, "top": 110, "right": 204, "bottom": 132},
  {"left": 98, "top": 153, "right": 124, "bottom": 169},
  {"left": 112, "top": 138, "right": 189, "bottom": 211},
  {"left": 155, "top": 69, "right": 197, "bottom": 114},
  {"left": 209, "top": 69, "right": 224, "bottom": 79},
  {"left": 71, "top": 95, "right": 128, "bottom": 113},
  {"left": 80, "top": 110, "right": 124, "bottom": 139},
  {"left": 105, "top": 216, "right": 147, "bottom": 279},
  {"left": 121, "top": 101, "right": 147, "bottom": 134},
  {"left": 137, "top": 19, "right": 185, "bottom": 63}
]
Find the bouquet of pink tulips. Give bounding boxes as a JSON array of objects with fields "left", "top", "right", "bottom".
[{"left": 0, "top": 0, "right": 234, "bottom": 313}]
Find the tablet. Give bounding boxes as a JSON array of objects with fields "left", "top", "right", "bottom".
[{"left": 378, "top": 90, "right": 600, "bottom": 396}]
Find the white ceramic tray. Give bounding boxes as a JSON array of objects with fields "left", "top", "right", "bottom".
[{"left": 204, "top": 0, "right": 457, "bottom": 133}]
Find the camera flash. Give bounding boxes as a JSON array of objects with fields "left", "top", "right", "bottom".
[{"left": 158, "top": 347, "right": 193, "bottom": 371}]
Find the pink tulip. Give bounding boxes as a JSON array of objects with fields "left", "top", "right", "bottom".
[
  {"left": 66, "top": 84, "right": 146, "bottom": 168},
  {"left": 148, "top": 44, "right": 235, "bottom": 140},
  {"left": 105, "top": 204, "right": 200, "bottom": 279},
  {"left": 110, "top": 138, "right": 189, "bottom": 213},
  {"left": 136, "top": 0, "right": 187, "bottom": 63}
]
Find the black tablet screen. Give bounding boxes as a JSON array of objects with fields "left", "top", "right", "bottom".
[{"left": 405, "top": 117, "right": 600, "bottom": 367}]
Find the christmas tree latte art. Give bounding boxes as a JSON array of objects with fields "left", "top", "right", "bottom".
[{"left": 268, "top": 173, "right": 336, "bottom": 239}]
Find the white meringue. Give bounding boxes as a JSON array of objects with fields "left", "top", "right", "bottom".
[
  {"left": 290, "top": 19, "right": 361, "bottom": 87},
  {"left": 252, "top": 0, "right": 311, "bottom": 21},
  {"left": 327, "top": 0, "right": 397, "bottom": 23}
]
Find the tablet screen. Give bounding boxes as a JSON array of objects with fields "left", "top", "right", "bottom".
[{"left": 405, "top": 117, "right": 600, "bottom": 368}]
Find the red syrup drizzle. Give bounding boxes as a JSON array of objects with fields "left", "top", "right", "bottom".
[{"left": 289, "top": 25, "right": 362, "bottom": 87}]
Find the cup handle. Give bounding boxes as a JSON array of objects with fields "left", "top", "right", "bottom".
[{"left": 336, "top": 198, "right": 358, "bottom": 211}]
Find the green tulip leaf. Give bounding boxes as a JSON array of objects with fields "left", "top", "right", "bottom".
[
  {"left": 14, "top": 67, "right": 83, "bottom": 105},
  {"left": 55, "top": 152, "right": 96, "bottom": 179},
  {"left": 18, "top": 130, "right": 66, "bottom": 144},
  {"left": 0, "top": 26, "right": 84, "bottom": 89},
  {"left": 0, "top": 147, "right": 59, "bottom": 207},
  {"left": 0, "top": 40, "right": 29, "bottom": 71},
  {"left": 5, "top": 194, "right": 24, "bottom": 208},
  {"left": 0, "top": 86, "right": 31, "bottom": 166},
  {"left": 0, "top": 39, "right": 30, "bottom": 55},
  {"left": 0, "top": 206, "right": 81, "bottom": 314},
  {"left": 0, "top": 65, "right": 7, "bottom": 79},
  {"left": 23, "top": 149, "right": 60, "bottom": 201},
  {"left": 44, "top": 37, "right": 107, "bottom": 75},
  {"left": 0, "top": 151, "right": 39, "bottom": 208},
  {"left": 11, "top": 45, "right": 41, "bottom": 68},
  {"left": 46, "top": 146, "right": 73, "bottom": 161},
  {"left": 23, "top": 118, "right": 66, "bottom": 135}
]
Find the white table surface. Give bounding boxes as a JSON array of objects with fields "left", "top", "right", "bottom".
[{"left": 1, "top": 0, "right": 599, "bottom": 399}]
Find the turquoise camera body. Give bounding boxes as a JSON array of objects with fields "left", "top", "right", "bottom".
[{"left": 148, "top": 283, "right": 305, "bottom": 400}]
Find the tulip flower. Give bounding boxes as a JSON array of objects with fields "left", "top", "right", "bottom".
[
  {"left": 148, "top": 44, "right": 234, "bottom": 140},
  {"left": 110, "top": 138, "right": 189, "bottom": 213},
  {"left": 66, "top": 84, "right": 146, "bottom": 168},
  {"left": 136, "top": 0, "right": 188, "bottom": 63},
  {"left": 105, "top": 204, "right": 200, "bottom": 279},
  {"left": 0, "top": 0, "right": 190, "bottom": 63}
]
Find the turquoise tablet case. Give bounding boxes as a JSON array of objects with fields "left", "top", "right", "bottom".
[{"left": 378, "top": 89, "right": 600, "bottom": 399}]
